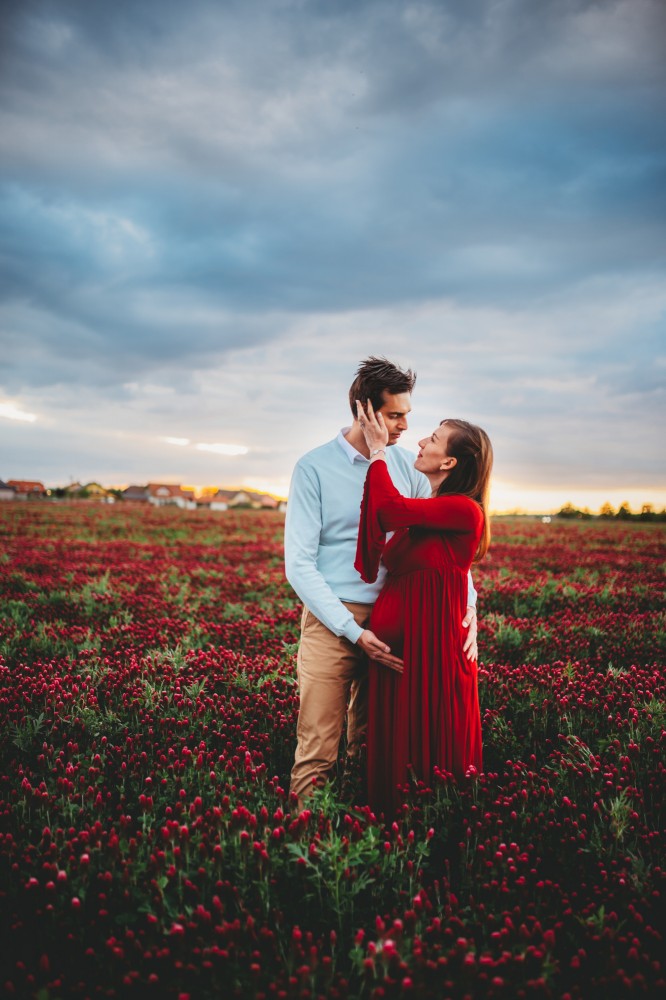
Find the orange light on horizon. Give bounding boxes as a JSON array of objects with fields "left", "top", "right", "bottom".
[{"left": 489, "top": 480, "right": 666, "bottom": 515}]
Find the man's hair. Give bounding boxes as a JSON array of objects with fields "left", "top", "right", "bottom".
[{"left": 348, "top": 356, "right": 416, "bottom": 417}]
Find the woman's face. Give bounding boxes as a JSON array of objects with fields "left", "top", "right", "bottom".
[{"left": 415, "top": 423, "right": 456, "bottom": 477}]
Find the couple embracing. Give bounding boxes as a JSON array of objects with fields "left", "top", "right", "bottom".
[{"left": 285, "top": 357, "right": 493, "bottom": 817}]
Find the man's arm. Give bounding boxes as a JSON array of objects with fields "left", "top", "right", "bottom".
[
  {"left": 285, "top": 461, "right": 404, "bottom": 672},
  {"left": 284, "top": 465, "right": 403, "bottom": 673},
  {"left": 284, "top": 462, "right": 364, "bottom": 643}
]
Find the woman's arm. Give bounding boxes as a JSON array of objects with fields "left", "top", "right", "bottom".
[
  {"left": 355, "top": 459, "right": 387, "bottom": 584},
  {"left": 354, "top": 461, "right": 482, "bottom": 582},
  {"left": 371, "top": 460, "right": 482, "bottom": 530},
  {"left": 354, "top": 397, "right": 482, "bottom": 533}
]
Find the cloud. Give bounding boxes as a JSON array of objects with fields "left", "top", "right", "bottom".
[
  {"left": 0, "top": 0, "right": 664, "bottom": 503},
  {"left": 0, "top": 400, "right": 37, "bottom": 422},
  {"left": 195, "top": 443, "right": 249, "bottom": 456}
]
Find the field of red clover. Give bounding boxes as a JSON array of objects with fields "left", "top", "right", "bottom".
[{"left": 0, "top": 503, "right": 664, "bottom": 999}]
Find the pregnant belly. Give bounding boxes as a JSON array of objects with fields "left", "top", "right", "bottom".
[{"left": 370, "top": 585, "right": 405, "bottom": 656}]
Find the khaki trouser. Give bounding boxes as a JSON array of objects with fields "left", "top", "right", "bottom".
[{"left": 289, "top": 601, "right": 373, "bottom": 806}]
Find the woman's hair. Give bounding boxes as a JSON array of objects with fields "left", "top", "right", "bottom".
[
  {"left": 436, "top": 419, "right": 493, "bottom": 560},
  {"left": 348, "top": 356, "right": 416, "bottom": 417}
]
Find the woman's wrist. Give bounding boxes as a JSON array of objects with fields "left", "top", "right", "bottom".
[{"left": 369, "top": 447, "right": 387, "bottom": 463}]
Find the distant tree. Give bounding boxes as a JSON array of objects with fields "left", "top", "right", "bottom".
[
  {"left": 616, "top": 502, "right": 632, "bottom": 520},
  {"left": 599, "top": 502, "right": 615, "bottom": 518},
  {"left": 557, "top": 502, "right": 580, "bottom": 519}
]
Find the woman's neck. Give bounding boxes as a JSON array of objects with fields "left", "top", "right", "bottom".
[{"left": 426, "top": 473, "right": 445, "bottom": 496}]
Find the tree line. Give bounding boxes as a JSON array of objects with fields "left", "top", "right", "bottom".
[{"left": 557, "top": 502, "right": 666, "bottom": 522}]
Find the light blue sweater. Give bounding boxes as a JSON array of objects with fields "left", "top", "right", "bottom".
[{"left": 284, "top": 430, "right": 477, "bottom": 644}]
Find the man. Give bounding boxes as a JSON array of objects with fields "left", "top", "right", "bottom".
[{"left": 284, "top": 357, "right": 478, "bottom": 806}]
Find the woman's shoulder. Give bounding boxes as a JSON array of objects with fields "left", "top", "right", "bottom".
[{"left": 433, "top": 492, "right": 482, "bottom": 509}]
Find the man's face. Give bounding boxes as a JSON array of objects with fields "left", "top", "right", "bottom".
[{"left": 376, "top": 391, "right": 411, "bottom": 446}]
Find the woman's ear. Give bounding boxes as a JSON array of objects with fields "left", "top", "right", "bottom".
[{"left": 439, "top": 456, "right": 457, "bottom": 472}]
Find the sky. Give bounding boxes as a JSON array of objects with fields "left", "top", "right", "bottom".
[{"left": 1, "top": 0, "right": 665, "bottom": 512}]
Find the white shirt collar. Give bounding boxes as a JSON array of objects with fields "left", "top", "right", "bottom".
[{"left": 336, "top": 427, "right": 368, "bottom": 465}]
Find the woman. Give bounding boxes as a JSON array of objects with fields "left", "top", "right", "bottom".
[{"left": 354, "top": 399, "right": 492, "bottom": 817}]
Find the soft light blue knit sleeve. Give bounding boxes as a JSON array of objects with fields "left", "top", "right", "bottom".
[{"left": 284, "top": 460, "right": 364, "bottom": 643}]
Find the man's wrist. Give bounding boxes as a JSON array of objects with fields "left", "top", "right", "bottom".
[{"left": 343, "top": 619, "right": 364, "bottom": 644}]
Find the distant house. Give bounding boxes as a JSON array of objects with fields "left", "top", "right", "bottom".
[
  {"left": 227, "top": 490, "right": 255, "bottom": 508},
  {"left": 197, "top": 488, "right": 250, "bottom": 509},
  {"left": 0, "top": 480, "right": 16, "bottom": 501},
  {"left": 59, "top": 481, "right": 114, "bottom": 501},
  {"left": 8, "top": 480, "right": 46, "bottom": 500},
  {"left": 146, "top": 483, "right": 196, "bottom": 509},
  {"left": 122, "top": 485, "right": 149, "bottom": 502},
  {"left": 196, "top": 490, "right": 230, "bottom": 512},
  {"left": 119, "top": 483, "right": 286, "bottom": 512},
  {"left": 83, "top": 482, "right": 115, "bottom": 502},
  {"left": 197, "top": 488, "right": 285, "bottom": 511},
  {"left": 254, "top": 493, "right": 279, "bottom": 510}
]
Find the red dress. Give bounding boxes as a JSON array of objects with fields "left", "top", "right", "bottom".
[{"left": 355, "top": 461, "right": 484, "bottom": 817}]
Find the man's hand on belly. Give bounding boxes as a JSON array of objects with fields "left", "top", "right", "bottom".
[{"left": 357, "top": 630, "right": 405, "bottom": 674}]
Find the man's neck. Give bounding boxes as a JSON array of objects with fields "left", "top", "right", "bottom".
[{"left": 344, "top": 423, "right": 371, "bottom": 459}]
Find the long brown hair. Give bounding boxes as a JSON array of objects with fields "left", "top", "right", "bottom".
[{"left": 436, "top": 419, "right": 493, "bottom": 560}]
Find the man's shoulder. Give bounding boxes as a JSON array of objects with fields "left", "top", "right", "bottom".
[
  {"left": 388, "top": 445, "right": 429, "bottom": 494},
  {"left": 387, "top": 443, "right": 417, "bottom": 469},
  {"left": 294, "top": 438, "right": 341, "bottom": 472}
]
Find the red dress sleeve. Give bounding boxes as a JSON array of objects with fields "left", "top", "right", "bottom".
[{"left": 355, "top": 460, "right": 482, "bottom": 583}]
